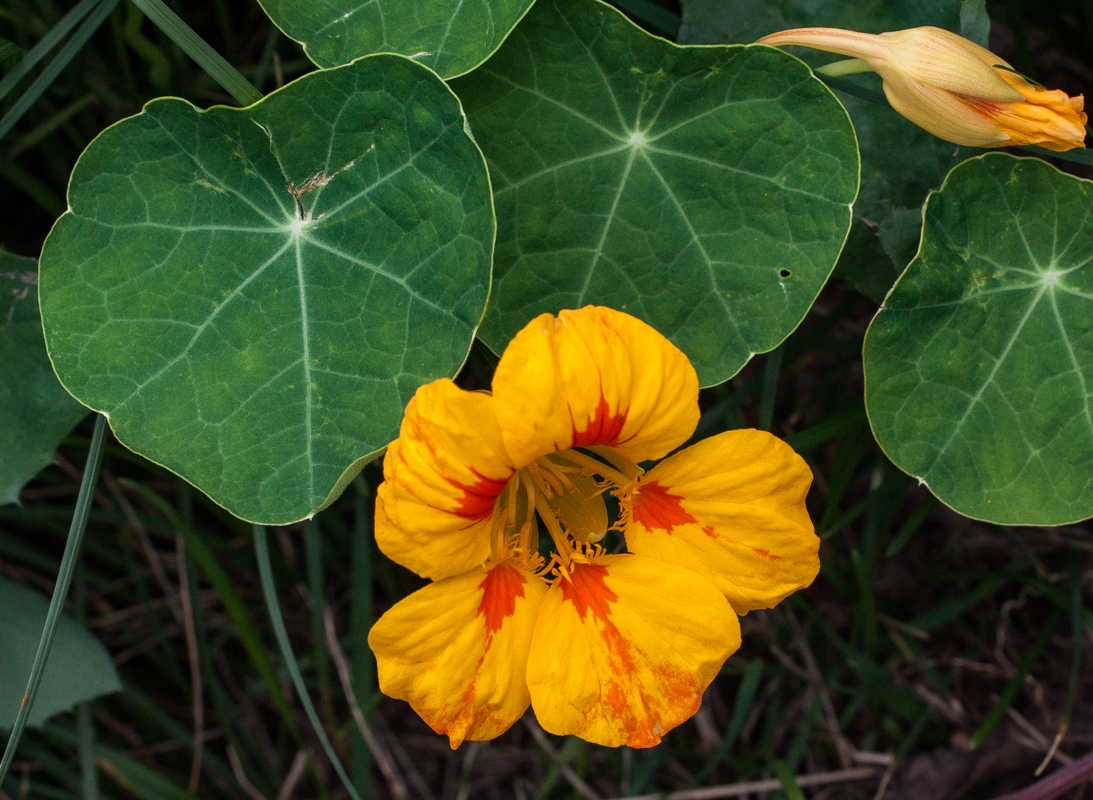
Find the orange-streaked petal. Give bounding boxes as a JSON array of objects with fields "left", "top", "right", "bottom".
[
  {"left": 492, "top": 307, "right": 699, "bottom": 468},
  {"left": 376, "top": 379, "right": 515, "bottom": 580},
  {"left": 625, "top": 429, "right": 818, "bottom": 613},
  {"left": 369, "top": 562, "right": 548, "bottom": 748},
  {"left": 526, "top": 555, "right": 739, "bottom": 748}
]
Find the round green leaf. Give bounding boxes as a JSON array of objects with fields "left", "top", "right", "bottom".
[
  {"left": 0, "top": 253, "right": 88, "bottom": 506},
  {"left": 257, "top": 0, "right": 536, "bottom": 78},
  {"left": 451, "top": 0, "right": 859, "bottom": 386},
  {"left": 0, "top": 576, "right": 121, "bottom": 729},
  {"left": 864, "top": 154, "right": 1093, "bottom": 525},
  {"left": 39, "top": 56, "right": 494, "bottom": 525},
  {"left": 677, "top": 0, "right": 986, "bottom": 303}
]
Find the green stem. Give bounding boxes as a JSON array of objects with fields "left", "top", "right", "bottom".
[
  {"left": 816, "top": 58, "right": 874, "bottom": 77},
  {"left": 0, "top": 0, "right": 101, "bottom": 103},
  {"left": 254, "top": 526, "right": 364, "bottom": 800},
  {"left": 126, "top": 0, "right": 262, "bottom": 106},
  {"left": 0, "top": 413, "right": 108, "bottom": 785},
  {"left": 759, "top": 343, "right": 784, "bottom": 431},
  {"left": 305, "top": 520, "right": 333, "bottom": 723}
]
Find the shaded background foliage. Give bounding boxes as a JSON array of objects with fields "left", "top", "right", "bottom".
[{"left": 0, "top": 0, "right": 1091, "bottom": 798}]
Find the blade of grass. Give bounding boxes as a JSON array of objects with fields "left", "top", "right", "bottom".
[
  {"left": 9, "top": 91, "right": 95, "bottom": 157},
  {"left": 0, "top": 38, "right": 21, "bottom": 62},
  {"left": 785, "top": 406, "right": 867, "bottom": 453},
  {"left": 0, "top": 0, "right": 100, "bottom": 103},
  {"left": 885, "top": 495, "right": 938, "bottom": 557},
  {"left": 759, "top": 344, "right": 785, "bottom": 432},
  {"left": 692, "top": 660, "right": 764, "bottom": 785},
  {"left": 75, "top": 562, "right": 100, "bottom": 800},
  {"left": 851, "top": 548, "right": 878, "bottom": 656},
  {"left": 304, "top": 520, "right": 333, "bottom": 724},
  {"left": 773, "top": 761, "right": 808, "bottom": 800},
  {"left": 120, "top": 480, "right": 303, "bottom": 742},
  {"left": 77, "top": 704, "right": 99, "bottom": 800},
  {"left": 122, "top": 1, "right": 171, "bottom": 88},
  {"left": 1035, "top": 553, "right": 1085, "bottom": 775},
  {"left": 254, "top": 525, "right": 364, "bottom": 800},
  {"left": 0, "top": 413, "right": 108, "bottom": 785},
  {"left": 0, "top": 0, "right": 121, "bottom": 143},
  {"left": 126, "top": 0, "right": 261, "bottom": 106},
  {"left": 910, "top": 572, "right": 1013, "bottom": 633},
  {"left": 818, "top": 424, "right": 872, "bottom": 532},
  {"left": 970, "top": 609, "right": 1062, "bottom": 748}
]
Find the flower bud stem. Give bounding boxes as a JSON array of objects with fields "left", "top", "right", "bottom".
[{"left": 816, "top": 58, "right": 875, "bottom": 77}]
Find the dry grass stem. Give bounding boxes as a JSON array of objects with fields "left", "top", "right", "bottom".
[{"left": 322, "top": 607, "right": 410, "bottom": 800}]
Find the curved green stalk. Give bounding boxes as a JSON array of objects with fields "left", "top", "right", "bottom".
[
  {"left": 253, "top": 525, "right": 363, "bottom": 800},
  {"left": 0, "top": 413, "right": 108, "bottom": 785},
  {"left": 127, "top": 0, "right": 262, "bottom": 106},
  {"left": 0, "top": 0, "right": 101, "bottom": 103},
  {"left": 0, "top": 0, "right": 122, "bottom": 143}
]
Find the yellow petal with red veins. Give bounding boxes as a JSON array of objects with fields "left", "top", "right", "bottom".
[
  {"left": 376, "top": 379, "right": 516, "bottom": 580},
  {"left": 492, "top": 307, "right": 699, "bottom": 468},
  {"left": 369, "top": 562, "right": 547, "bottom": 748},
  {"left": 625, "top": 429, "right": 818, "bottom": 613},
  {"left": 526, "top": 555, "right": 739, "bottom": 748}
]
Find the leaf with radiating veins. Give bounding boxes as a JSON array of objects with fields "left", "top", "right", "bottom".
[
  {"left": 865, "top": 154, "right": 1093, "bottom": 525},
  {"left": 677, "top": 0, "right": 985, "bottom": 302},
  {"left": 38, "top": 56, "right": 494, "bottom": 524},
  {"left": 257, "top": 0, "right": 536, "bottom": 78},
  {"left": 452, "top": 0, "right": 859, "bottom": 386}
]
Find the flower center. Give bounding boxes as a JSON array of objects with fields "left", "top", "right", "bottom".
[{"left": 492, "top": 447, "right": 641, "bottom": 574}]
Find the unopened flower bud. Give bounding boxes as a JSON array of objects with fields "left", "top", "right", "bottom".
[{"left": 759, "top": 26, "right": 1088, "bottom": 151}]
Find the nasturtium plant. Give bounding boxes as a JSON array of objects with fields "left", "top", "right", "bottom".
[
  {"left": 865, "top": 154, "right": 1093, "bottom": 525},
  {"left": 0, "top": 253, "right": 88, "bottom": 506},
  {"left": 678, "top": 0, "right": 989, "bottom": 302},
  {"left": 451, "top": 0, "right": 859, "bottom": 386},
  {"left": 257, "top": 0, "right": 536, "bottom": 79},
  {"left": 38, "top": 56, "right": 494, "bottom": 525},
  {"left": 0, "top": 576, "right": 121, "bottom": 728}
]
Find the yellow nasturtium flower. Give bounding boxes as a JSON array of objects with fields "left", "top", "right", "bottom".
[
  {"left": 759, "top": 26, "right": 1088, "bottom": 151},
  {"left": 368, "top": 307, "right": 819, "bottom": 748}
]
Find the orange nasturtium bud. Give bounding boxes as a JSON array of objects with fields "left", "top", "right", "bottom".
[{"left": 758, "top": 26, "right": 1088, "bottom": 152}]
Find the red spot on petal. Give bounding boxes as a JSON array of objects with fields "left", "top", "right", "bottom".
[
  {"left": 447, "top": 469, "right": 510, "bottom": 520},
  {"left": 571, "top": 394, "right": 628, "bottom": 448},
  {"left": 702, "top": 525, "right": 717, "bottom": 538},
  {"left": 561, "top": 561, "right": 701, "bottom": 748},
  {"left": 477, "top": 563, "right": 526, "bottom": 648},
  {"left": 632, "top": 481, "right": 698, "bottom": 534},
  {"left": 560, "top": 563, "right": 618, "bottom": 621}
]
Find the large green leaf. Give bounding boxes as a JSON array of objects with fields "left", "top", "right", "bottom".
[
  {"left": 257, "top": 0, "right": 536, "bottom": 78},
  {"left": 0, "top": 252, "right": 88, "bottom": 506},
  {"left": 864, "top": 154, "right": 1093, "bottom": 525},
  {"left": 678, "top": 0, "right": 988, "bottom": 302},
  {"left": 0, "top": 576, "right": 121, "bottom": 728},
  {"left": 452, "top": 0, "right": 859, "bottom": 385},
  {"left": 39, "top": 56, "right": 494, "bottom": 525}
]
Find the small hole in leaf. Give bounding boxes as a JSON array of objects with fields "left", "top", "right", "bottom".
[{"left": 779, "top": 269, "right": 791, "bottom": 278}]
